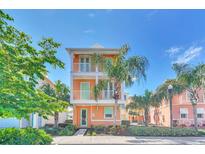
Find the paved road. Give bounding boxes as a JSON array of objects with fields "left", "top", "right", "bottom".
[{"left": 53, "top": 136, "right": 205, "bottom": 145}]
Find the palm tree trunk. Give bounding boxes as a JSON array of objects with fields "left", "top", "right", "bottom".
[
  {"left": 192, "top": 104, "right": 198, "bottom": 131},
  {"left": 114, "top": 98, "right": 117, "bottom": 127},
  {"left": 144, "top": 109, "right": 148, "bottom": 127},
  {"left": 54, "top": 112, "right": 59, "bottom": 128}
]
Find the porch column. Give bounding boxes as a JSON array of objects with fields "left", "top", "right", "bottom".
[
  {"left": 32, "top": 113, "right": 39, "bottom": 129},
  {"left": 70, "top": 52, "right": 74, "bottom": 101}
]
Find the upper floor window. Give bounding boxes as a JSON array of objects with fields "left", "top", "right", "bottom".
[
  {"left": 180, "top": 108, "right": 188, "bottom": 119},
  {"left": 103, "top": 82, "right": 114, "bottom": 99},
  {"left": 80, "top": 56, "right": 91, "bottom": 72},
  {"left": 80, "top": 82, "right": 90, "bottom": 100}
]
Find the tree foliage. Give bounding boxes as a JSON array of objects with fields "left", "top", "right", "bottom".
[
  {"left": 126, "top": 90, "right": 158, "bottom": 126},
  {"left": 0, "top": 10, "right": 66, "bottom": 119},
  {"left": 92, "top": 44, "right": 149, "bottom": 100}
]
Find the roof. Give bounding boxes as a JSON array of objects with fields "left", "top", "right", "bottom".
[{"left": 66, "top": 47, "right": 120, "bottom": 54}]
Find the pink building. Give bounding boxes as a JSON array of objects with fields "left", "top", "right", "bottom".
[{"left": 150, "top": 89, "right": 205, "bottom": 127}]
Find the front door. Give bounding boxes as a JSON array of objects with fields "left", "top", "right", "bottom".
[{"left": 80, "top": 109, "right": 87, "bottom": 127}]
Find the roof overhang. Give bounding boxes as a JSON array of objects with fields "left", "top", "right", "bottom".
[{"left": 66, "top": 48, "right": 120, "bottom": 55}]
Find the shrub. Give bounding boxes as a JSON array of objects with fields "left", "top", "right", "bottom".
[
  {"left": 93, "top": 125, "right": 106, "bottom": 133},
  {"left": 58, "top": 124, "right": 76, "bottom": 136},
  {"left": 0, "top": 128, "right": 52, "bottom": 145},
  {"left": 121, "top": 120, "right": 130, "bottom": 127},
  {"left": 105, "top": 125, "right": 121, "bottom": 135},
  {"left": 58, "top": 123, "right": 68, "bottom": 128},
  {"left": 128, "top": 126, "right": 200, "bottom": 136},
  {"left": 43, "top": 127, "right": 59, "bottom": 135}
]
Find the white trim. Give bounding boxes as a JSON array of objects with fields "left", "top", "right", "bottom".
[
  {"left": 91, "top": 119, "right": 121, "bottom": 122},
  {"left": 70, "top": 52, "right": 73, "bottom": 101},
  {"left": 71, "top": 100, "right": 126, "bottom": 105}
]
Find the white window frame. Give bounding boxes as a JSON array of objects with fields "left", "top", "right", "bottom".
[
  {"left": 197, "top": 108, "right": 204, "bottom": 119},
  {"left": 180, "top": 108, "right": 188, "bottom": 119},
  {"left": 186, "top": 90, "right": 191, "bottom": 103},
  {"left": 79, "top": 55, "right": 91, "bottom": 72},
  {"left": 103, "top": 82, "right": 114, "bottom": 100}
]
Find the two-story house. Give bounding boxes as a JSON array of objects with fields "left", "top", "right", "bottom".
[
  {"left": 66, "top": 46, "right": 126, "bottom": 128},
  {"left": 149, "top": 89, "right": 205, "bottom": 127}
]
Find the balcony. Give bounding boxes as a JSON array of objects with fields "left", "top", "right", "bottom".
[
  {"left": 72, "top": 63, "right": 104, "bottom": 73},
  {"left": 73, "top": 90, "right": 116, "bottom": 100}
]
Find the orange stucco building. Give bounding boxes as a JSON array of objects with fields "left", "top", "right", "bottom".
[
  {"left": 66, "top": 46, "right": 126, "bottom": 128},
  {"left": 150, "top": 89, "right": 205, "bottom": 127}
]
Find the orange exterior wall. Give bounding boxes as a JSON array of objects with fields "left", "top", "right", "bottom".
[{"left": 73, "top": 105, "right": 121, "bottom": 127}]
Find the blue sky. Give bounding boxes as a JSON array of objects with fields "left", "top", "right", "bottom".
[{"left": 5, "top": 10, "right": 205, "bottom": 96}]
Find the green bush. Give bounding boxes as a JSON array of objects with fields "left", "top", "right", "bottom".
[
  {"left": 43, "top": 127, "right": 59, "bottom": 135},
  {"left": 58, "top": 124, "right": 76, "bottom": 136},
  {"left": 106, "top": 125, "right": 121, "bottom": 135},
  {"left": 0, "top": 128, "right": 52, "bottom": 145},
  {"left": 128, "top": 126, "right": 200, "bottom": 136},
  {"left": 92, "top": 125, "right": 106, "bottom": 133},
  {"left": 121, "top": 120, "right": 130, "bottom": 127}
]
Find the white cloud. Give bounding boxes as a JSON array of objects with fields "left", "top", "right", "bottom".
[
  {"left": 88, "top": 13, "right": 95, "bottom": 18},
  {"left": 166, "top": 47, "right": 182, "bottom": 56},
  {"left": 173, "top": 46, "right": 203, "bottom": 64},
  {"left": 83, "top": 29, "right": 94, "bottom": 34}
]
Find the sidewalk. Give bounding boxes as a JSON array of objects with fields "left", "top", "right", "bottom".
[{"left": 53, "top": 136, "right": 205, "bottom": 145}]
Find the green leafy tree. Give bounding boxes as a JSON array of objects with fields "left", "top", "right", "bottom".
[
  {"left": 92, "top": 45, "right": 149, "bottom": 126},
  {"left": 0, "top": 10, "right": 66, "bottom": 120},
  {"left": 41, "top": 80, "right": 70, "bottom": 128}
]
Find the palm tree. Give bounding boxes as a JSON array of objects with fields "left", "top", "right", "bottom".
[
  {"left": 154, "top": 79, "right": 186, "bottom": 128},
  {"left": 126, "top": 90, "right": 158, "bottom": 126},
  {"left": 92, "top": 44, "right": 149, "bottom": 126},
  {"left": 172, "top": 63, "right": 205, "bottom": 131},
  {"left": 41, "top": 80, "right": 70, "bottom": 128}
]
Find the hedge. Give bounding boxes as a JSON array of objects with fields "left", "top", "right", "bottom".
[
  {"left": 128, "top": 126, "right": 200, "bottom": 136},
  {"left": 0, "top": 127, "right": 53, "bottom": 145}
]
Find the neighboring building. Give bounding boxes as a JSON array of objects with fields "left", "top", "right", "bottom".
[
  {"left": 0, "top": 77, "right": 69, "bottom": 128},
  {"left": 66, "top": 46, "right": 126, "bottom": 128},
  {"left": 149, "top": 89, "right": 205, "bottom": 127},
  {"left": 126, "top": 96, "right": 144, "bottom": 123}
]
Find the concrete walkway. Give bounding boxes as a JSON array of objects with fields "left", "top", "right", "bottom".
[
  {"left": 53, "top": 136, "right": 205, "bottom": 145},
  {"left": 74, "top": 129, "right": 87, "bottom": 136}
]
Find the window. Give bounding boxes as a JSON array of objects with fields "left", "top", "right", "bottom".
[
  {"left": 197, "top": 108, "right": 204, "bottom": 119},
  {"left": 180, "top": 114, "right": 187, "bottom": 118},
  {"left": 103, "top": 82, "right": 114, "bottom": 99},
  {"left": 80, "top": 57, "right": 90, "bottom": 72},
  {"left": 180, "top": 108, "right": 188, "bottom": 119},
  {"left": 104, "top": 107, "right": 113, "bottom": 118},
  {"left": 80, "top": 82, "right": 90, "bottom": 99},
  {"left": 197, "top": 113, "right": 203, "bottom": 118}
]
